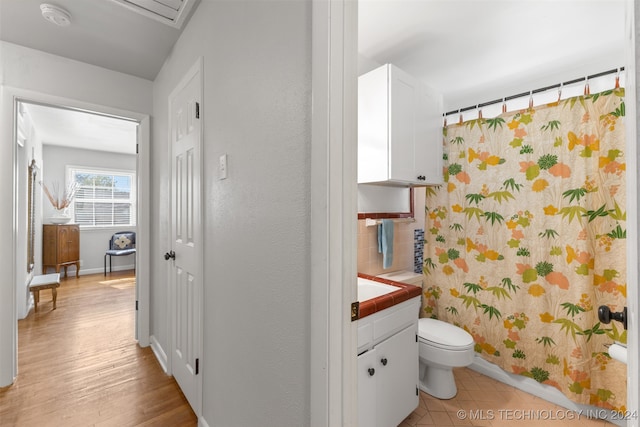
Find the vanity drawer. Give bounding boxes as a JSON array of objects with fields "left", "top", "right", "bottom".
[
  {"left": 373, "top": 297, "right": 419, "bottom": 344},
  {"left": 357, "top": 296, "right": 420, "bottom": 353}
]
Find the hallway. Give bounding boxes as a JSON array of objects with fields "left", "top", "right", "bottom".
[{"left": 0, "top": 271, "right": 196, "bottom": 426}]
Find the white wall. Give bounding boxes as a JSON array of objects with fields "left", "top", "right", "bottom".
[
  {"left": 42, "top": 145, "right": 137, "bottom": 275},
  {"left": 15, "top": 107, "right": 44, "bottom": 320},
  {"left": 0, "top": 41, "right": 152, "bottom": 387},
  {"left": 152, "top": 1, "right": 311, "bottom": 425}
]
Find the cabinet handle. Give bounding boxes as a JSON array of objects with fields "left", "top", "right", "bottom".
[
  {"left": 417, "top": 175, "right": 426, "bottom": 181},
  {"left": 381, "top": 357, "right": 388, "bottom": 366},
  {"left": 368, "top": 368, "right": 375, "bottom": 376}
]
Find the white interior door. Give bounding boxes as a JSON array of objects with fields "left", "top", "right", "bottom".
[{"left": 169, "top": 59, "right": 203, "bottom": 415}]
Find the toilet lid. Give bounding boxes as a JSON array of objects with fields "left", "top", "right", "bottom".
[{"left": 418, "top": 318, "right": 474, "bottom": 348}]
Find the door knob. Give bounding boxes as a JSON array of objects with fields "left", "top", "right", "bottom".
[
  {"left": 381, "top": 357, "right": 388, "bottom": 366},
  {"left": 598, "top": 306, "right": 627, "bottom": 330},
  {"left": 164, "top": 250, "right": 175, "bottom": 260},
  {"left": 368, "top": 368, "right": 375, "bottom": 376}
]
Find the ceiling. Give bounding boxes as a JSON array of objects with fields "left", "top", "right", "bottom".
[
  {"left": 0, "top": 0, "right": 628, "bottom": 153},
  {"left": 22, "top": 102, "right": 139, "bottom": 154},
  {"left": 1, "top": 0, "right": 199, "bottom": 154},
  {"left": 359, "top": 0, "right": 627, "bottom": 111},
  {"left": 0, "top": 0, "right": 198, "bottom": 81}
]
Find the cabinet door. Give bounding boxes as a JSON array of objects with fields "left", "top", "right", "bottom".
[
  {"left": 389, "top": 65, "right": 418, "bottom": 183},
  {"left": 67, "top": 225, "right": 80, "bottom": 261},
  {"left": 415, "top": 83, "right": 444, "bottom": 184},
  {"left": 58, "top": 225, "right": 79, "bottom": 263},
  {"left": 358, "top": 65, "right": 390, "bottom": 184},
  {"left": 43, "top": 225, "right": 58, "bottom": 265},
  {"left": 358, "top": 349, "right": 378, "bottom": 427},
  {"left": 375, "top": 323, "right": 419, "bottom": 427}
]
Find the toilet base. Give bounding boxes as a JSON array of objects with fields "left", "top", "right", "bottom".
[{"left": 419, "top": 364, "right": 457, "bottom": 399}]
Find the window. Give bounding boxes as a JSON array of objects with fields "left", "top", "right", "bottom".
[{"left": 68, "top": 167, "right": 136, "bottom": 227}]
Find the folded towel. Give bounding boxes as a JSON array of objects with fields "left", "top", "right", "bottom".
[{"left": 378, "top": 219, "right": 394, "bottom": 269}]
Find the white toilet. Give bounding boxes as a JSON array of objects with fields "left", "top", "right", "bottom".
[{"left": 418, "top": 318, "right": 475, "bottom": 399}]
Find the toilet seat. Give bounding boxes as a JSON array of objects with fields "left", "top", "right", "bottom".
[{"left": 418, "top": 318, "right": 474, "bottom": 350}]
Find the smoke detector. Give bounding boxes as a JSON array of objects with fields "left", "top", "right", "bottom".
[{"left": 40, "top": 4, "right": 72, "bottom": 27}]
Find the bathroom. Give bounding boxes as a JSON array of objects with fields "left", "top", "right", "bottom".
[{"left": 356, "top": 1, "right": 629, "bottom": 426}]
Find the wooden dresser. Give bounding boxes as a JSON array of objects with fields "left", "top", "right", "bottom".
[{"left": 43, "top": 224, "right": 80, "bottom": 278}]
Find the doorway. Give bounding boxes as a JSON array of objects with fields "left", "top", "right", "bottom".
[
  {"left": 20, "top": 101, "right": 137, "bottom": 273},
  {"left": 5, "top": 89, "right": 151, "bottom": 385},
  {"left": 354, "top": 1, "right": 638, "bottom": 423}
]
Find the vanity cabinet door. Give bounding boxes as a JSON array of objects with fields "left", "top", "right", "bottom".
[
  {"left": 375, "top": 323, "right": 419, "bottom": 427},
  {"left": 358, "top": 349, "right": 378, "bottom": 427}
]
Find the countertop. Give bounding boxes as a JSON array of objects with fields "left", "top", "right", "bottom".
[{"left": 357, "top": 273, "right": 422, "bottom": 319}]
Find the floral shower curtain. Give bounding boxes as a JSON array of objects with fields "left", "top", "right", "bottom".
[{"left": 423, "top": 88, "right": 627, "bottom": 411}]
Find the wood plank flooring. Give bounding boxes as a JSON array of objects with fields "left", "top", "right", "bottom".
[{"left": 0, "top": 271, "right": 197, "bottom": 427}]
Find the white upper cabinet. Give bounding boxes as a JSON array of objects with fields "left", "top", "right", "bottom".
[{"left": 358, "top": 64, "right": 443, "bottom": 186}]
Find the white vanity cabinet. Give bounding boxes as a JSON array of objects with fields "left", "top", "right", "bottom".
[
  {"left": 358, "top": 63, "right": 443, "bottom": 186},
  {"left": 358, "top": 297, "right": 420, "bottom": 427}
]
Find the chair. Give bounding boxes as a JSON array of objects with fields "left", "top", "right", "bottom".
[{"left": 104, "top": 231, "right": 136, "bottom": 275}]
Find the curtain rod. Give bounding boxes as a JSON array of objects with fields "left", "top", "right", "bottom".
[{"left": 443, "top": 67, "right": 625, "bottom": 117}]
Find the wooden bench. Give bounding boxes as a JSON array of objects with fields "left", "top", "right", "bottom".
[{"left": 29, "top": 273, "right": 61, "bottom": 312}]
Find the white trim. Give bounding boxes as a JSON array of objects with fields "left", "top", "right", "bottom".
[
  {"left": 625, "top": 1, "right": 639, "bottom": 424},
  {"left": 80, "top": 265, "right": 135, "bottom": 276},
  {"left": 310, "top": 1, "right": 358, "bottom": 425},
  {"left": 0, "top": 86, "right": 151, "bottom": 387},
  {"left": 0, "top": 86, "right": 18, "bottom": 386},
  {"left": 136, "top": 116, "right": 150, "bottom": 347},
  {"left": 106, "top": 0, "right": 198, "bottom": 29},
  {"left": 198, "top": 416, "right": 211, "bottom": 427},
  {"left": 470, "top": 357, "right": 626, "bottom": 426},
  {"left": 150, "top": 334, "right": 169, "bottom": 373}
]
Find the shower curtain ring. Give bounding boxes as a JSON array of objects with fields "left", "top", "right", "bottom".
[
  {"left": 557, "top": 83, "right": 563, "bottom": 102},
  {"left": 458, "top": 109, "right": 463, "bottom": 125},
  {"left": 528, "top": 90, "right": 533, "bottom": 109},
  {"left": 477, "top": 105, "right": 482, "bottom": 120},
  {"left": 584, "top": 76, "right": 590, "bottom": 96},
  {"left": 615, "top": 68, "right": 620, "bottom": 89},
  {"left": 443, "top": 114, "right": 447, "bottom": 127},
  {"left": 501, "top": 97, "right": 507, "bottom": 114}
]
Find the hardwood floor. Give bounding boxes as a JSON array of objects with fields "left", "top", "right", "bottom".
[{"left": 0, "top": 271, "right": 197, "bottom": 427}]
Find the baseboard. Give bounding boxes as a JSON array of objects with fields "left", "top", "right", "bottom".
[
  {"left": 18, "top": 295, "right": 34, "bottom": 320},
  {"left": 70, "top": 265, "right": 136, "bottom": 276},
  {"left": 150, "top": 335, "right": 169, "bottom": 374},
  {"left": 198, "top": 416, "right": 210, "bottom": 427},
  {"left": 469, "top": 356, "right": 626, "bottom": 426}
]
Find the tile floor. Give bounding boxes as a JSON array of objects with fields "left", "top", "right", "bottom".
[{"left": 399, "top": 368, "right": 615, "bottom": 427}]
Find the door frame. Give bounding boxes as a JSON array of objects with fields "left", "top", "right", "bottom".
[
  {"left": 310, "top": 0, "right": 358, "bottom": 425},
  {"left": 625, "top": 0, "right": 639, "bottom": 422},
  {"left": 165, "top": 56, "right": 204, "bottom": 417},
  {"left": 1, "top": 87, "right": 151, "bottom": 385}
]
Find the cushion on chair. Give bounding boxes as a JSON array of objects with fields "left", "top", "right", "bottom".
[{"left": 106, "top": 248, "right": 136, "bottom": 256}]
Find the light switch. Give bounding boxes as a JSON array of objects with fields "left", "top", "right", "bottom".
[{"left": 219, "top": 154, "right": 228, "bottom": 180}]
